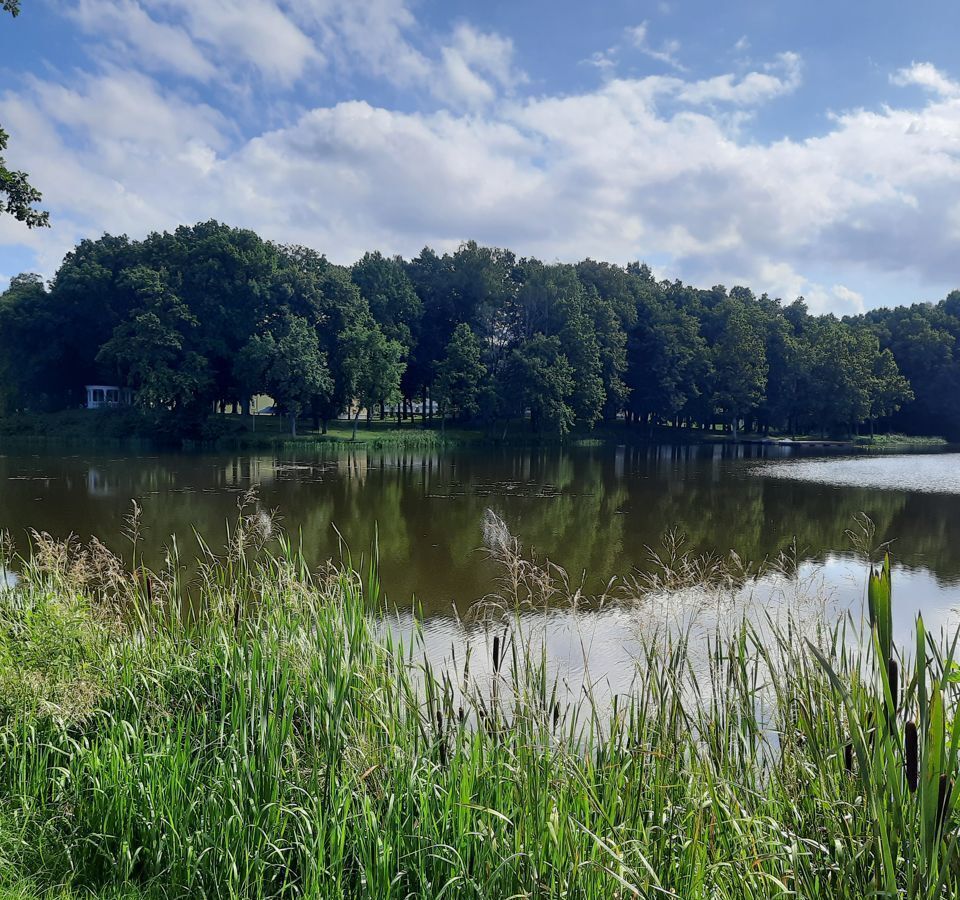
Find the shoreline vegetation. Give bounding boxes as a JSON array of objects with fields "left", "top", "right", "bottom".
[
  {"left": 4, "top": 223, "right": 960, "bottom": 448},
  {"left": 0, "top": 408, "right": 950, "bottom": 453},
  {"left": 2, "top": 507, "right": 960, "bottom": 898}
]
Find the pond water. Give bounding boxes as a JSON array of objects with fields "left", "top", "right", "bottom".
[{"left": 1, "top": 443, "right": 959, "bottom": 690}]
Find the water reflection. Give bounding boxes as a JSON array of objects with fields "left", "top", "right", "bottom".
[
  {"left": 2, "top": 444, "right": 960, "bottom": 622},
  {"left": 381, "top": 555, "right": 960, "bottom": 708},
  {"left": 758, "top": 452, "right": 960, "bottom": 495}
]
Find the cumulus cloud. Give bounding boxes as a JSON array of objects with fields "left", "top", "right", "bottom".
[
  {"left": 891, "top": 62, "right": 960, "bottom": 98},
  {"left": 3, "top": 3, "right": 960, "bottom": 316},
  {"left": 435, "top": 24, "right": 526, "bottom": 108}
]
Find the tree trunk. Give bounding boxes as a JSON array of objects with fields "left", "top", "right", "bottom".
[
  {"left": 731, "top": 416, "right": 739, "bottom": 441},
  {"left": 352, "top": 409, "right": 361, "bottom": 440},
  {"left": 290, "top": 413, "right": 297, "bottom": 438}
]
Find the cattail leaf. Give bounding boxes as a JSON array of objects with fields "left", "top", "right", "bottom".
[
  {"left": 917, "top": 615, "right": 928, "bottom": 730},
  {"left": 868, "top": 552, "right": 893, "bottom": 667},
  {"left": 938, "top": 775, "right": 954, "bottom": 837},
  {"left": 924, "top": 683, "right": 946, "bottom": 858}
]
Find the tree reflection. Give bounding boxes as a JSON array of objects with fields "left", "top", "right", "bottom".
[{"left": 1, "top": 446, "right": 959, "bottom": 619}]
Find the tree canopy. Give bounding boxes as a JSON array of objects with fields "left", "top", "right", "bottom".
[{"left": 1, "top": 220, "right": 954, "bottom": 440}]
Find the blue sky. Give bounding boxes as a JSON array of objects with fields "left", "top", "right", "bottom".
[{"left": 2, "top": 0, "right": 960, "bottom": 314}]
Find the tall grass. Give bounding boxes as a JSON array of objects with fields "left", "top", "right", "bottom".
[{"left": 1, "top": 505, "right": 959, "bottom": 898}]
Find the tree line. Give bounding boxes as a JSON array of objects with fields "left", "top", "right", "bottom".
[{"left": 1, "top": 220, "right": 957, "bottom": 439}]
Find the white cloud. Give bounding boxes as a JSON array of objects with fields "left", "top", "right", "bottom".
[
  {"left": 435, "top": 24, "right": 527, "bottom": 108},
  {"left": 831, "top": 284, "right": 866, "bottom": 314},
  {"left": 626, "top": 23, "right": 649, "bottom": 48},
  {"left": 891, "top": 62, "right": 960, "bottom": 98},
  {"left": 676, "top": 51, "right": 801, "bottom": 105},
  {"left": 159, "top": 0, "right": 320, "bottom": 84},
  {"left": 66, "top": 0, "right": 218, "bottom": 81},
  {"left": 67, "top": 0, "right": 321, "bottom": 86},
  {"left": 4, "top": 27, "right": 960, "bottom": 315},
  {"left": 583, "top": 48, "right": 618, "bottom": 72},
  {"left": 27, "top": 68, "right": 227, "bottom": 151},
  {"left": 286, "top": 0, "right": 431, "bottom": 86},
  {"left": 627, "top": 21, "right": 685, "bottom": 72},
  {"left": 61, "top": 0, "right": 525, "bottom": 110}
]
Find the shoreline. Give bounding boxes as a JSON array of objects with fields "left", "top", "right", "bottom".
[{"left": 0, "top": 410, "right": 951, "bottom": 454}]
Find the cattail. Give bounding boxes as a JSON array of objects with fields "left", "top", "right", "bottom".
[
  {"left": 436, "top": 709, "right": 444, "bottom": 736},
  {"left": 438, "top": 739, "right": 447, "bottom": 768},
  {"left": 844, "top": 742, "right": 854, "bottom": 773},
  {"left": 888, "top": 658, "right": 899, "bottom": 712},
  {"left": 905, "top": 721, "right": 919, "bottom": 792},
  {"left": 553, "top": 702, "right": 561, "bottom": 731},
  {"left": 864, "top": 709, "right": 877, "bottom": 750},
  {"left": 145, "top": 575, "right": 153, "bottom": 605},
  {"left": 492, "top": 634, "right": 501, "bottom": 675},
  {"left": 937, "top": 775, "right": 953, "bottom": 836},
  {"left": 457, "top": 705, "right": 465, "bottom": 725},
  {"left": 233, "top": 598, "right": 241, "bottom": 630}
]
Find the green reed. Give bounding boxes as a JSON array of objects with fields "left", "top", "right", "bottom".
[{"left": 1, "top": 514, "right": 959, "bottom": 898}]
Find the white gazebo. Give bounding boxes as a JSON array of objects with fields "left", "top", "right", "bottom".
[{"left": 85, "top": 385, "right": 132, "bottom": 409}]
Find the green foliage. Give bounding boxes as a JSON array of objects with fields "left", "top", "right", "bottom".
[
  {"left": 811, "top": 560, "right": 960, "bottom": 896},
  {"left": 434, "top": 323, "right": 486, "bottom": 423},
  {"left": 4, "top": 526, "right": 960, "bottom": 897},
  {"left": 340, "top": 320, "right": 406, "bottom": 437},
  {"left": 350, "top": 251, "right": 421, "bottom": 348},
  {"left": 236, "top": 313, "right": 333, "bottom": 435},
  {"left": 867, "top": 551, "right": 893, "bottom": 667},
  {"left": 711, "top": 298, "right": 769, "bottom": 435},
  {"left": 97, "top": 267, "right": 211, "bottom": 410},
  {"left": 0, "top": 127, "right": 47, "bottom": 228},
  {"left": 0, "top": 224, "right": 952, "bottom": 441},
  {"left": 505, "top": 333, "right": 576, "bottom": 434}
]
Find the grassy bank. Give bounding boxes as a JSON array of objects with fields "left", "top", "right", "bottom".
[
  {"left": 855, "top": 432, "right": 951, "bottom": 450},
  {"left": 2, "top": 512, "right": 960, "bottom": 898},
  {"left": 0, "top": 410, "right": 469, "bottom": 451},
  {"left": 1, "top": 409, "right": 952, "bottom": 454}
]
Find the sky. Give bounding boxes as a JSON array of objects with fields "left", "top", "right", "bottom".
[{"left": 2, "top": 0, "right": 960, "bottom": 315}]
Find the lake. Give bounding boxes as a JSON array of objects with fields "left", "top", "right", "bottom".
[{"left": 2, "top": 443, "right": 960, "bottom": 690}]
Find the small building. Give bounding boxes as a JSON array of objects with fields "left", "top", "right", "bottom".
[{"left": 85, "top": 385, "right": 132, "bottom": 409}]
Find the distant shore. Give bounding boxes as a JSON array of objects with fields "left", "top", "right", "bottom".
[{"left": 0, "top": 409, "right": 950, "bottom": 454}]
